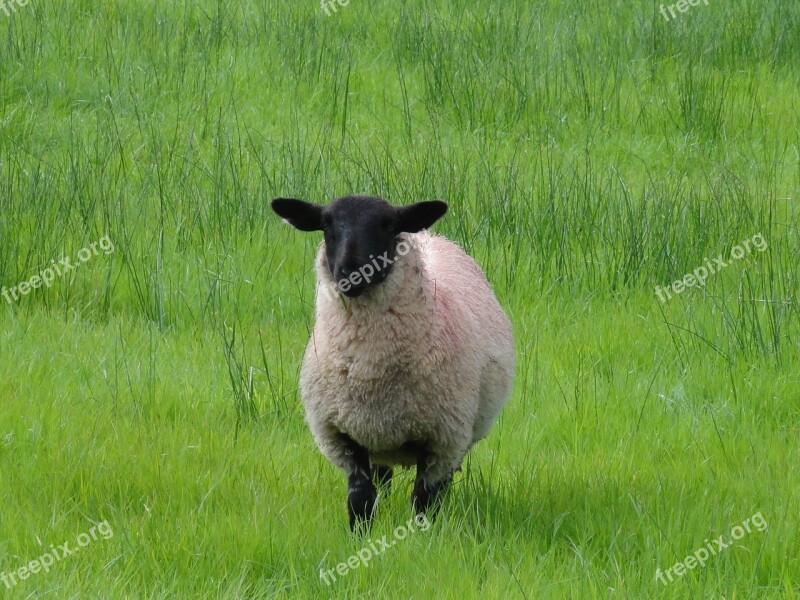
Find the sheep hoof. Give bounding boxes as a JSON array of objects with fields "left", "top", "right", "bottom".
[
  {"left": 370, "top": 464, "right": 394, "bottom": 490},
  {"left": 411, "top": 473, "right": 452, "bottom": 520},
  {"left": 347, "top": 479, "right": 378, "bottom": 533}
]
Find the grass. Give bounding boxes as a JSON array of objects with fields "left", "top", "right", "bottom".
[{"left": 0, "top": 0, "right": 798, "bottom": 597}]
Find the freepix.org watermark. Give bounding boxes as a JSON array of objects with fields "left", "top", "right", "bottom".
[
  {"left": 1, "top": 521, "right": 114, "bottom": 589},
  {"left": 656, "top": 512, "right": 767, "bottom": 586},
  {"left": 2, "top": 235, "right": 114, "bottom": 305},
  {"left": 321, "top": 0, "right": 349, "bottom": 17},
  {"left": 318, "top": 239, "right": 411, "bottom": 302},
  {"left": 660, "top": 0, "right": 710, "bottom": 23},
  {"left": 0, "top": 0, "right": 30, "bottom": 18},
  {"left": 655, "top": 233, "right": 767, "bottom": 303},
  {"left": 319, "top": 513, "right": 431, "bottom": 586}
]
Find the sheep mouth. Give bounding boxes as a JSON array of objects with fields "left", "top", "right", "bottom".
[
  {"left": 341, "top": 284, "right": 368, "bottom": 298},
  {"left": 334, "top": 267, "right": 391, "bottom": 298}
]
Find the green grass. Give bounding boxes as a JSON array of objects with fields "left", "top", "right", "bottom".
[{"left": 1, "top": 0, "right": 799, "bottom": 597}]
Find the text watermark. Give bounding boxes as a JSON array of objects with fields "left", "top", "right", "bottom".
[
  {"left": 655, "top": 233, "right": 767, "bottom": 303},
  {"left": 320, "top": 513, "right": 431, "bottom": 586},
  {"left": 2, "top": 235, "right": 114, "bottom": 305},
  {"left": 660, "top": 0, "right": 710, "bottom": 23},
  {"left": 321, "top": 0, "right": 350, "bottom": 17},
  {"left": 1, "top": 521, "right": 114, "bottom": 589},
  {"left": 0, "top": 0, "right": 31, "bottom": 18},
  {"left": 656, "top": 511, "right": 767, "bottom": 586},
  {"left": 318, "top": 238, "right": 411, "bottom": 301}
]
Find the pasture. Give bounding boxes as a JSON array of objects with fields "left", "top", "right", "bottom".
[{"left": 0, "top": 0, "right": 798, "bottom": 597}]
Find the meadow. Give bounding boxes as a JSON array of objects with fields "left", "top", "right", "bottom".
[{"left": 0, "top": 0, "right": 798, "bottom": 597}]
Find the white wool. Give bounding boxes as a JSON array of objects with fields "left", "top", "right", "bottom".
[{"left": 300, "top": 231, "right": 515, "bottom": 483}]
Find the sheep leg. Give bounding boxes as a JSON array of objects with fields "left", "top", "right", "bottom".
[
  {"left": 411, "top": 453, "right": 454, "bottom": 519},
  {"left": 370, "top": 464, "right": 394, "bottom": 490},
  {"left": 340, "top": 435, "right": 378, "bottom": 532}
]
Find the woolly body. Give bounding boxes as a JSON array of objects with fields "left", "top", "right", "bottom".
[{"left": 301, "top": 230, "right": 514, "bottom": 484}]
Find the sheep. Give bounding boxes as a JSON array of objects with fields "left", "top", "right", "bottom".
[{"left": 271, "top": 195, "right": 515, "bottom": 530}]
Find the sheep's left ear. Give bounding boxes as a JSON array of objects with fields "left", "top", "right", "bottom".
[
  {"left": 397, "top": 200, "right": 448, "bottom": 233},
  {"left": 270, "top": 198, "right": 324, "bottom": 232}
]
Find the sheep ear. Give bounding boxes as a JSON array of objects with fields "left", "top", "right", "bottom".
[
  {"left": 397, "top": 200, "right": 448, "bottom": 233},
  {"left": 270, "top": 198, "right": 324, "bottom": 232}
]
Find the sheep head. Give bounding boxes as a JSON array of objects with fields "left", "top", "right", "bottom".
[{"left": 271, "top": 195, "right": 447, "bottom": 298}]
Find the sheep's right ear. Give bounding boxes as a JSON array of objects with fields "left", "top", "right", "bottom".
[
  {"left": 270, "top": 198, "right": 324, "bottom": 232},
  {"left": 397, "top": 200, "right": 448, "bottom": 233}
]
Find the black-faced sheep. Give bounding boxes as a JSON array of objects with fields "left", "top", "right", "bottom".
[{"left": 271, "top": 195, "right": 515, "bottom": 530}]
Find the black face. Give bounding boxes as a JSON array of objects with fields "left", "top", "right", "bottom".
[
  {"left": 271, "top": 195, "right": 448, "bottom": 298},
  {"left": 321, "top": 197, "right": 398, "bottom": 297}
]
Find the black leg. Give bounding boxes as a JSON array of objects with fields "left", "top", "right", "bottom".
[
  {"left": 340, "top": 435, "right": 378, "bottom": 532},
  {"left": 370, "top": 464, "right": 394, "bottom": 490},
  {"left": 411, "top": 454, "right": 453, "bottom": 520}
]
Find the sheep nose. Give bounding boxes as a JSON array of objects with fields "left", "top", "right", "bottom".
[
  {"left": 335, "top": 266, "right": 370, "bottom": 297},
  {"left": 337, "top": 259, "right": 366, "bottom": 282}
]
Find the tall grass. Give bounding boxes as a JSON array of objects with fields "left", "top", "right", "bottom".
[{"left": 0, "top": 0, "right": 798, "bottom": 597}]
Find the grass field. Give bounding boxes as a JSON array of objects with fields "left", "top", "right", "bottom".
[{"left": 1, "top": 0, "right": 799, "bottom": 597}]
